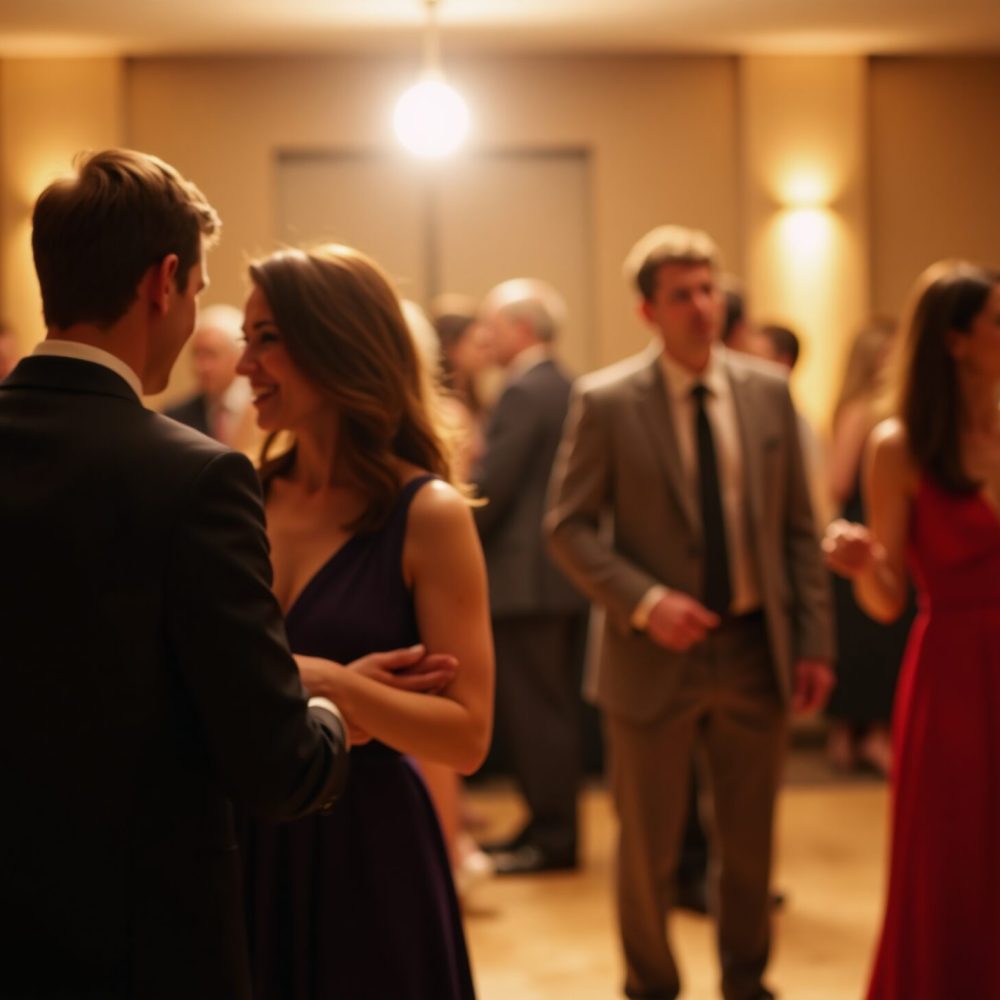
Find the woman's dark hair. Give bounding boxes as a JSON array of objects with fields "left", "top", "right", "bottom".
[
  {"left": 251, "top": 244, "right": 460, "bottom": 532},
  {"left": 432, "top": 308, "right": 483, "bottom": 415},
  {"left": 896, "top": 260, "right": 999, "bottom": 493}
]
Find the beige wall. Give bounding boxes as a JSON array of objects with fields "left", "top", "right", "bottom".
[
  {"left": 125, "top": 53, "right": 740, "bottom": 393},
  {"left": 741, "top": 56, "right": 870, "bottom": 430},
  {"left": 2, "top": 51, "right": 999, "bottom": 428},
  {"left": 0, "top": 58, "right": 123, "bottom": 352},
  {"left": 870, "top": 56, "right": 1000, "bottom": 318}
]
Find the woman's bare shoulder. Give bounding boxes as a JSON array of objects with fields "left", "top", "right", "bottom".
[
  {"left": 869, "top": 418, "right": 919, "bottom": 491},
  {"left": 407, "top": 476, "right": 470, "bottom": 531}
]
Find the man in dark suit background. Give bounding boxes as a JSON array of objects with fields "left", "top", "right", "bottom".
[
  {"left": 165, "top": 302, "right": 251, "bottom": 447},
  {"left": 0, "top": 149, "right": 419, "bottom": 999},
  {"left": 546, "top": 226, "right": 834, "bottom": 1000},
  {"left": 472, "top": 278, "right": 589, "bottom": 875}
]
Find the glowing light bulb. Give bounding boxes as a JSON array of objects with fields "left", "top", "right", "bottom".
[{"left": 393, "top": 77, "right": 470, "bottom": 159}]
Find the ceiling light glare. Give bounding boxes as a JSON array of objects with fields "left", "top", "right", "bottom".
[{"left": 393, "top": 77, "right": 470, "bottom": 159}]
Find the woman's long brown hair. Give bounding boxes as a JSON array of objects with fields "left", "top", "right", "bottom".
[
  {"left": 251, "top": 244, "right": 463, "bottom": 532},
  {"left": 895, "top": 259, "right": 999, "bottom": 494}
]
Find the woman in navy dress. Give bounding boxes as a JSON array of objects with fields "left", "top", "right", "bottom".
[{"left": 236, "top": 244, "right": 494, "bottom": 999}]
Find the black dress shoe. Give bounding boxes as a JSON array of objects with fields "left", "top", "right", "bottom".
[
  {"left": 492, "top": 843, "right": 578, "bottom": 876},
  {"left": 478, "top": 828, "right": 530, "bottom": 856}
]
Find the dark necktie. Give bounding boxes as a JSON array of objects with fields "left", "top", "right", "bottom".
[{"left": 691, "top": 383, "right": 732, "bottom": 615}]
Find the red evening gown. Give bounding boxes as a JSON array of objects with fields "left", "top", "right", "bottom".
[{"left": 867, "top": 477, "right": 1000, "bottom": 1000}]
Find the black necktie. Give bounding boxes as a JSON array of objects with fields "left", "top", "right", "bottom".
[{"left": 691, "top": 383, "right": 732, "bottom": 615}]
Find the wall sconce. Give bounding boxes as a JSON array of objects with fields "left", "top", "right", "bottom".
[
  {"left": 393, "top": 0, "right": 470, "bottom": 159},
  {"left": 777, "top": 165, "right": 834, "bottom": 210},
  {"left": 771, "top": 164, "right": 838, "bottom": 258}
]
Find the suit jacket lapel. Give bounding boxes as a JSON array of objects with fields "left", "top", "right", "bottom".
[{"left": 635, "top": 355, "right": 699, "bottom": 536}]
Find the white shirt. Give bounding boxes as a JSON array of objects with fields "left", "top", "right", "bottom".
[
  {"left": 32, "top": 339, "right": 143, "bottom": 399},
  {"left": 633, "top": 345, "right": 762, "bottom": 626}
]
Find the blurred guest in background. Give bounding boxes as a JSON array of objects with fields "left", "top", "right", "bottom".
[
  {"left": 824, "top": 319, "right": 913, "bottom": 775},
  {"left": 473, "top": 278, "right": 589, "bottom": 876},
  {"left": 719, "top": 275, "right": 768, "bottom": 356},
  {"left": 165, "top": 303, "right": 253, "bottom": 449},
  {"left": 758, "top": 322, "right": 832, "bottom": 529},
  {"left": 431, "top": 296, "right": 495, "bottom": 484},
  {"left": 407, "top": 295, "right": 497, "bottom": 898}
]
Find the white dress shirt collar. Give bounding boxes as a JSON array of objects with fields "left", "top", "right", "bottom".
[
  {"left": 33, "top": 339, "right": 143, "bottom": 400},
  {"left": 657, "top": 344, "right": 728, "bottom": 404}
]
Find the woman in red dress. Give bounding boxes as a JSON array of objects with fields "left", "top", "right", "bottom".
[{"left": 824, "top": 260, "right": 1000, "bottom": 999}]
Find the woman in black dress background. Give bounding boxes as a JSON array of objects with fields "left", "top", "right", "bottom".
[{"left": 825, "top": 319, "right": 914, "bottom": 774}]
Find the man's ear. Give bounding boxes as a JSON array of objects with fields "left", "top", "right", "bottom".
[
  {"left": 147, "top": 254, "right": 180, "bottom": 315},
  {"left": 638, "top": 297, "right": 654, "bottom": 325}
]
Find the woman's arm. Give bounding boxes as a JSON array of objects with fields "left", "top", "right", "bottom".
[
  {"left": 823, "top": 418, "right": 915, "bottom": 623},
  {"left": 301, "top": 480, "right": 494, "bottom": 774}
]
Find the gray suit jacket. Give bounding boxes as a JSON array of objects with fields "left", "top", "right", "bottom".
[
  {"left": 546, "top": 344, "right": 833, "bottom": 723},
  {"left": 474, "top": 356, "right": 587, "bottom": 618}
]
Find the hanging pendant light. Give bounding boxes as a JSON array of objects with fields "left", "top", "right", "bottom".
[{"left": 393, "top": 0, "right": 470, "bottom": 158}]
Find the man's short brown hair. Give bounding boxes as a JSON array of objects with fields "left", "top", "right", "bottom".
[
  {"left": 32, "top": 149, "right": 220, "bottom": 330},
  {"left": 623, "top": 224, "right": 721, "bottom": 302}
]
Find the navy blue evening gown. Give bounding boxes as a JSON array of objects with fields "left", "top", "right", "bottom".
[{"left": 241, "top": 476, "right": 476, "bottom": 999}]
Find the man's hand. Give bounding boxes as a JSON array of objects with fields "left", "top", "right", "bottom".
[
  {"left": 645, "top": 591, "right": 720, "bottom": 651},
  {"left": 791, "top": 658, "right": 835, "bottom": 715},
  {"left": 823, "top": 519, "right": 879, "bottom": 578},
  {"left": 295, "top": 645, "right": 459, "bottom": 748},
  {"left": 347, "top": 644, "right": 458, "bottom": 694}
]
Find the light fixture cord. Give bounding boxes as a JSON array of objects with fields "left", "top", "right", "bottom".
[{"left": 423, "top": 0, "right": 441, "bottom": 75}]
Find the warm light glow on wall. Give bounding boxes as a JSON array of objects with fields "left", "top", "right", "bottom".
[
  {"left": 777, "top": 165, "right": 835, "bottom": 209},
  {"left": 742, "top": 56, "right": 868, "bottom": 432},
  {"left": 778, "top": 206, "right": 833, "bottom": 260}
]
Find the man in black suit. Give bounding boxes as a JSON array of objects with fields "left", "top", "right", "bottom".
[
  {"left": 0, "top": 149, "right": 417, "bottom": 998},
  {"left": 472, "top": 278, "right": 589, "bottom": 874}
]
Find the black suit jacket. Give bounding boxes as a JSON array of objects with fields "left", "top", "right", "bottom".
[
  {"left": 0, "top": 356, "right": 349, "bottom": 999},
  {"left": 165, "top": 391, "right": 211, "bottom": 436},
  {"left": 473, "top": 356, "right": 587, "bottom": 617}
]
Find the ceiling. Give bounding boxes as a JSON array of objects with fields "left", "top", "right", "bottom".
[{"left": 2, "top": 0, "right": 1000, "bottom": 59}]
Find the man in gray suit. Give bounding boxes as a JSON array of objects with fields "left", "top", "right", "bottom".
[
  {"left": 473, "top": 278, "right": 589, "bottom": 875},
  {"left": 546, "top": 227, "right": 834, "bottom": 1000}
]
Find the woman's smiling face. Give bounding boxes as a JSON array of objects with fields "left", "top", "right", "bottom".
[{"left": 237, "top": 284, "right": 332, "bottom": 435}]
